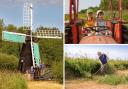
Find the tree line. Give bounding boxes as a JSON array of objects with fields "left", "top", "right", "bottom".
[{"left": 79, "top": 0, "right": 128, "bottom": 13}]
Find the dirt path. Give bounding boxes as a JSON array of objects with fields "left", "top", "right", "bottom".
[
  {"left": 66, "top": 80, "right": 128, "bottom": 89},
  {"left": 27, "top": 81, "right": 63, "bottom": 89},
  {"left": 66, "top": 70, "right": 128, "bottom": 89}
]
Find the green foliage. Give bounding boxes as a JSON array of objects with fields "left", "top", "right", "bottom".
[
  {"left": 65, "top": 57, "right": 128, "bottom": 79},
  {"left": 6, "top": 24, "right": 17, "bottom": 32},
  {"left": 39, "top": 38, "right": 63, "bottom": 65},
  {"left": 98, "top": 75, "right": 128, "bottom": 85},
  {"left": 0, "top": 41, "right": 21, "bottom": 57},
  {"left": 52, "top": 61, "right": 63, "bottom": 83},
  {"left": 79, "top": 6, "right": 100, "bottom": 14},
  {"left": 17, "top": 27, "right": 27, "bottom": 34},
  {"left": 0, "top": 52, "right": 18, "bottom": 70},
  {"left": 0, "top": 70, "right": 27, "bottom": 89},
  {"left": 109, "top": 60, "right": 128, "bottom": 70},
  {"left": 65, "top": 10, "right": 128, "bottom": 21},
  {"left": 100, "top": 0, "right": 128, "bottom": 11},
  {"left": 65, "top": 58, "right": 101, "bottom": 79}
]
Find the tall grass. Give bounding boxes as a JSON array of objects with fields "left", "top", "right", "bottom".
[
  {"left": 0, "top": 70, "right": 27, "bottom": 89},
  {"left": 97, "top": 75, "right": 128, "bottom": 85},
  {"left": 65, "top": 57, "right": 128, "bottom": 85},
  {"left": 66, "top": 58, "right": 104, "bottom": 79},
  {"left": 52, "top": 61, "right": 63, "bottom": 83},
  {"left": 65, "top": 57, "right": 128, "bottom": 79},
  {"left": 0, "top": 52, "right": 18, "bottom": 70},
  {"left": 109, "top": 60, "right": 128, "bottom": 70}
]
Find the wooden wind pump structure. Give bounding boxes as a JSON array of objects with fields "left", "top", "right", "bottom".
[{"left": 2, "top": 2, "right": 62, "bottom": 78}]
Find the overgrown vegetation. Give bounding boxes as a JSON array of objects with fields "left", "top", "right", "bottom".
[
  {"left": 0, "top": 53, "right": 18, "bottom": 70},
  {"left": 0, "top": 70, "right": 27, "bottom": 89},
  {"left": 65, "top": 58, "right": 115, "bottom": 79},
  {"left": 65, "top": 57, "right": 128, "bottom": 85},
  {"left": 98, "top": 75, "right": 128, "bottom": 85},
  {"left": 52, "top": 61, "right": 63, "bottom": 83}
]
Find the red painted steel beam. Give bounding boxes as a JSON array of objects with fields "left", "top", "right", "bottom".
[
  {"left": 118, "top": 0, "right": 122, "bottom": 20},
  {"left": 69, "top": 0, "right": 73, "bottom": 24},
  {"left": 109, "top": 0, "right": 113, "bottom": 18}
]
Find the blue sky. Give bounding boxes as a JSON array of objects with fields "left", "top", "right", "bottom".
[
  {"left": 65, "top": 0, "right": 100, "bottom": 14},
  {"left": 65, "top": 45, "right": 128, "bottom": 60},
  {"left": 0, "top": 0, "right": 63, "bottom": 31}
]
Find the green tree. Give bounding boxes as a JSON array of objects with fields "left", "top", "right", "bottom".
[
  {"left": 6, "top": 24, "right": 17, "bottom": 32},
  {"left": 17, "top": 27, "right": 26, "bottom": 34},
  {"left": 100, "top": 0, "right": 127, "bottom": 11}
]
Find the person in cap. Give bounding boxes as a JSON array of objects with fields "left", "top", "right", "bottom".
[
  {"left": 95, "top": 10, "right": 112, "bottom": 35},
  {"left": 97, "top": 51, "right": 108, "bottom": 75},
  {"left": 95, "top": 10, "right": 106, "bottom": 27},
  {"left": 84, "top": 9, "right": 95, "bottom": 28},
  {"left": 82, "top": 9, "right": 96, "bottom": 36}
]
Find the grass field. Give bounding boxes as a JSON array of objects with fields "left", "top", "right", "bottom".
[
  {"left": 27, "top": 81, "right": 63, "bottom": 89},
  {"left": 0, "top": 70, "right": 27, "bottom": 89},
  {"left": 65, "top": 57, "right": 128, "bottom": 85},
  {"left": 0, "top": 51, "right": 63, "bottom": 89}
]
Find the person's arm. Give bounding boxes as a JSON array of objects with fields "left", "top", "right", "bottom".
[{"left": 95, "top": 19, "right": 98, "bottom": 31}]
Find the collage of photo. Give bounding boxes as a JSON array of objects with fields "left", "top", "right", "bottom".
[{"left": 0, "top": 0, "right": 128, "bottom": 89}]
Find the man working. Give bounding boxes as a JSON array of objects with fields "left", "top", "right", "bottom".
[{"left": 97, "top": 51, "right": 108, "bottom": 75}]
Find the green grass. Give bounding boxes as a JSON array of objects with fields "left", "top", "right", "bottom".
[
  {"left": 65, "top": 58, "right": 115, "bottom": 79},
  {"left": 0, "top": 52, "right": 18, "bottom": 70},
  {"left": 109, "top": 60, "right": 128, "bottom": 70},
  {"left": 65, "top": 57, "right": 128, "bottom": 79},
  {"left": 65, "top": 57, "right": 128, "bottom": 85},
  {"left": 0, "top": 53, "right": 27, "bottom": 89},
  {"left": 97, "top": 75, "right": 128, "bottom": 85},
  {"left": 52, "top": 61, "right": 63, "bottom": 83},
  {"left": 0, "top": 70, "right": 27, "bottom": 89}
]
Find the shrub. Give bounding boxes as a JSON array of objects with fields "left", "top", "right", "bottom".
[
  {"left": 97, "top": 75, "right": 128, "bottom": 85},
  {"left": 52, "top": 61, "right": 63, "bottom": 83},
  {"left": 0, "top": 53, "right": 18, "bottom": 70}
]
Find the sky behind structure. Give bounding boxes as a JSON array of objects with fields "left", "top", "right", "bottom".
[
  {"left": 65, "top": 45, "right": 128, "bottom": 60},
  {"left": 65, "top": 0, "right": 100, "bottom": 14},
  {"left": 0, "top": 0, "right": 63, "bottom": 31}
]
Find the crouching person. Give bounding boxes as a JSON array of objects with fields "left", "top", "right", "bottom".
[{"left": 97, "top": 52, "right": 108, "bottom": 75}]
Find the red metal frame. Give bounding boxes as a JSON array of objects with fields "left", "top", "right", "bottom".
[
  {"left": 66, "top": 0, "right": 127, "bottom": 44},
  {"left": 69, "top": 0, "right": 79, "bottom": 24},
  {"left": 69, "top": 0, "right": 80, "bottom": 43}
]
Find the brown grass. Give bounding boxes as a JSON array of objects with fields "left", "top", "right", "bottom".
[
  {"left": 65, "top": 70, "right": 128, "bottom": 89},
  {"left": 27, "top": 81, "right": 63, "bottom": 89},
  {"left": 66, "top": 80, "right": 128, "bottom": 89}
]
